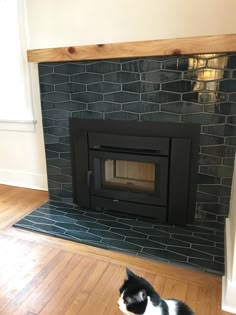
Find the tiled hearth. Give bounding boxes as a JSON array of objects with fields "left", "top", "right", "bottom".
[
  {"left": 14, "top": 53, "right": 236, "bottom": 275},
  {"left": 15, "top": 200, "right": 224, "bottom": 275}
]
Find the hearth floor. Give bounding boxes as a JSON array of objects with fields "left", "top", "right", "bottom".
[{"left": 13, "top": 200, "right": 224, "bottom": 276}]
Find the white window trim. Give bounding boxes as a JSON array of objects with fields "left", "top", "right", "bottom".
[{"left": 0, "top": 0, "right": 36, "bottom": 132}]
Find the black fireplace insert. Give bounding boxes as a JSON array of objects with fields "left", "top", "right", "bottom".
[{"left": 70, "top": 119, "right": 200, "bottom": 225}]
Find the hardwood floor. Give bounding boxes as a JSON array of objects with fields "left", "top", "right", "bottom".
[{"left": 0, "top": 184, "right": 232, "bottom": 314}]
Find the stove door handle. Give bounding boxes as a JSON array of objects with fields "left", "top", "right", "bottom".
[{"left": 87, "top": 170, "right": 93, "bottom": 187}]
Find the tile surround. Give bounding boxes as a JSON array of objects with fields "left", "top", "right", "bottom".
[{"left": 14, "top": 53, "right": 236, "bottom": 275}]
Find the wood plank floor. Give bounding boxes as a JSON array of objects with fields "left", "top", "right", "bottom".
[{"left": 0, "top": 184, "right": 232, "bottom": 315}]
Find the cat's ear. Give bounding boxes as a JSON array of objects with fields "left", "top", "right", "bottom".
[
  {"left": 126, "top": 268, "right": 136, "bottom": 278},
  {"left": 135, "top": 289, "right": 147, "bottom": 302}
]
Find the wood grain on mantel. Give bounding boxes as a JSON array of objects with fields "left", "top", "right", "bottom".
[{"left": 27, "top": 34, "right": 236, "bottom": 63}]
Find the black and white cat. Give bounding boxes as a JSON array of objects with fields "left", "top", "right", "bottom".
[{"left": 118, "top": 268, "right": 195, "bottom": 315}]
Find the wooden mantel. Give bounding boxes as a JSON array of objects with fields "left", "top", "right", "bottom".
[{"left": 27, "top": 34, "right": 236, "bottom": 63}]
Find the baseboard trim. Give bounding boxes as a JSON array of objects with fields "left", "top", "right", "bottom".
[{"left": 0, "top": 168, "right": 48, "bottom": 191}]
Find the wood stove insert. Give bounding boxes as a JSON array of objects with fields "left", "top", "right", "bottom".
[{"left": 70, "top": 119, "right": 200, "bottom": 225}]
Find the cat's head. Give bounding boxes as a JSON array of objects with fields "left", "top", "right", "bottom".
[{"left": 118, "top": 268, "right": 161, "bottom": 315}]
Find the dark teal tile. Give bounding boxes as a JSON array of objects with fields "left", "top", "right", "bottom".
[
  {"left": 132, "top": 227, "right": 170, "bottom": 237},
  {"left": 202, "top": 125, "right": 225, "bottom": 136},
  {"left": 72, "top": 111, "right": 103, "bottom": 120},
  {"left": 164, "top": 58, "right": 189, "bottom": 71},
  {"left": 40, "top": 74, "right": 69, "bottom": 84},
  {"left": 199, "top": 154, "right": 222, "bottom": 166},
  {"left": 123, "top": 102, "right": 159, "bottom": 113},
  {"left": 75, "top": 221, "right": 109, "bottom": 230},
  {"left": 104, "top": 91, "right": 139, "bottom": 103},
  {"left": 40, "top": 83, "right": 54, "bottom": 93},
  {"left": 126, "top": 238, "right": 166, "bottom": 249},
  {"left": 161, "top": 102, "right": 203, "bottom": 114},
  {"left": 201, "top": 145, "right": 235, "bottom": 157},
  {"left": 110, "top": 228, "right": 147, "bottom": 238},
  {"left": 139, "top": 59, "right": 161, "bottom": 72},
  {"left": 162, "top": 80, "right": 192, "bottom": 92},
  {"left": 103, "top": 239, "right": 142, "bottom": 251},
  {"left": 122, "top": 60, "right": 140, "bottom": 72},
  {"left": 227, "top": 55, "right": 236, "bottom": 69},
  {"left": 47, "top": 158, "right": 71, "bottom": 168},
  {"left": 88, "top": 229, "right": 124, "bottom": 240},
  {"left": 43, "top": 118, "right": 57, "bottom": 128},
  {"left": 182, "top": 113, "right": 224, "bottom": 124},
  {"left": 96, "top": 220, "right": 130, "bottom": 229},
  {"left": 39, "top": 64, "right": 53, "bottom": 75},
  {"left": 55, "top": 222, "right": 87, "bottom": 231},
  {"left": 224, "top": 125, "right": 236, "bottom": 136},
  {"left": 171, "top": 234, "right": 214, "bottom": 246},
  {"left": 223, "top": 157, "right": 235, "bottom": 166},
  {"left": 141, "top": 91, "right": 180, "bottom": 103},
  {"left": 141, "top": 112, "right": 179, "bottom": 122},
  {"left": 220, "top": 80, "right": 236, "bottom": 92},
  {"left": 86, "top": 61, "right": 121, "bottom": 74},
  {"left": 222, "top": 178, "right": 232, "bottom": 187},
  {"left": 71, "top": 92, "right": 103, "bottom": 103},
  {"left": 141, "top": 70, "right": 181, "bottom": 83},
  {"left": 192, "top": 245, "right": 224, "bottom": 256},
  {"left": 42, "top": 101, "right": 55, "bottom": 110},
  {"left": 46, "top": 143, "right": 70, "bottom": 153},
  {"left": 104, "top": 72, "right": 140, "bottom": 83},
  {"left": 200, "top": 166, "right": 233, "bottom": 178},
  {"left": 167, "top": 247, "right": 212, "bottom": 259},
  {"left": 71, "top": 73, "right": 102, "bottom": 84},
  {"left": 55, "top": 101, "right": 86, "bottom": 111},
  {"left": 188, "top": 258, "right": 224, "bottom": 273},
  {"left": 198, "top": 184, "right": 231, "bottom": 197},
  {"left": 41, "top": 92, "right": 70, "bottom": 103},
  {"left": 55, "top": 83, "right": 86, "bottom": 93},
  {"left": 196, "top": 192, "right": 218, "bottom": 203},
  {"left": 105, "top": 112, "right": 139, "bottom": 120},
  {"left": 57, "top": 119, "right": 70, "bottom": 128},
  {"left": 43, "top": 109, "right": 71, "bottom": 119},
  {"left": 227, "top": 116, "right": 236, "bottom": 124},
  {"left": 46, "top": 127, "right": 69, "bottom": 137},
  {"left": 49, "top": 174, "right": 72, "bottom": 184},
  {"left": 54, "top": 63, "right": 85, "bottom": 74},
  {"left": 215, "top": 102, "right": 236, "bottom": 115},
  {"left": 65, "top": 230, "right": 101, "bottom": 242},
  {"left": 142, "top": 248, "right": 187, "bottom": 262},
  {"left": 200, "top": 134, "right": 224, "bottom": 146},
  {"left": 88, "top": 102, "right": 121, "bottom": 112},
  {"left": 87, "top": 82, "right": 120, "bottom": 93},
  {"left": 123, "top": 81, "right": 160, "bottom": 93},
  {"left": 149, "top": 236, "right": 190, "bottom": 247},
  {"left": 229, "top": 93, "right": 236, "bottom": 102},
  {"left": 197, "top": 173, "right": 220, "bottom": 184}
]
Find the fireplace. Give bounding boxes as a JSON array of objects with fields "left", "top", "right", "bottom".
[{"left": 70, "top": 119, "right": 200, "bottom": 224}]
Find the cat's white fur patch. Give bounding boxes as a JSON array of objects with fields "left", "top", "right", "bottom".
[{"left": 118, "top": 295, "right": 179, "bottom": 315}]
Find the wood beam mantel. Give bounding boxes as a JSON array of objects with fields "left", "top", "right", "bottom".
[{"left": 27, "top": 34, "right": 236, "bottom": 63}]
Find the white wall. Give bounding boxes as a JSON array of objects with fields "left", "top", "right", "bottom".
[
  {"left": 26, "top": 0, "right": 236, "bottom": 49},
  {"left": 0, "top": 63, "right": 48, "bottom": 190},
  {"left": 222, "top": 157, "right": 236, "bottom": 314}
]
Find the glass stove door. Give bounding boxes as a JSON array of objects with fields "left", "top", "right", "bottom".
[{"left": 89, "top": 151, "right": 168, "bottom": 206}]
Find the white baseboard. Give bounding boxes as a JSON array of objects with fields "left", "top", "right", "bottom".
[
  {"left": 0, "top": 168, "right": 48, "bottom": 191},
  {"left": 221, "top": 218, "right": 236, "bottom": 314}
]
